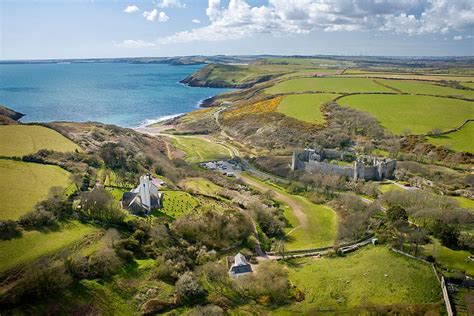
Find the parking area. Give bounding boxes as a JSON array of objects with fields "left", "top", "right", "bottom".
[{"left": 200, "top": 159, "right": 242, "bottom": 177}]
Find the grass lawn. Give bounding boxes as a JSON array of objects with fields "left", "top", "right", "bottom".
[
  {"left": 240, "top": 174, "right": 337, "bottom": 250},
  {"left": 182, "top": 177, "right": 222, "bottom": 196},
  {"left": 0, "top": 159, "right": 71, "bottom": 220},
  {"left": 265, "top": 77, "right": 393, "bottom": 94},
  {"left": 284, "top": 196, "right": 338, "bottom": 251},
  {"left": 428, "top": 121, "right": 474, "bottom": 153},
  {"left": 0, "top": 125, "right": 80, "bottom": 157},
  {"left": 153, "top": 190, "right": 198, "bottom": 219},
  {"left": 276, "top": 93, "right": 338, "bottom": 124},
  {"left": 339, "top": 94, "right": 474, "bottom": 135},
  {"left": 0, "top": 221, "right": 98, "bottom": 273},
  {"left": 284, "top": 246, "right": 441, "bottom": 313},
  {"left": 171, "top": 135, "right": 231, "bottom": 163},
  {"left": 462, "top": 82, "right": 474, "bottom": 89},
  {"left": 379, "top": 183, "right": 403, "bottom": 194},
  {"left": 422, "top": 239, "right": 474, "bottom": 275},
  {"left": 380, "top": 79, "right": 474, "bottom": 99},
  {"left": 452, "top": 196, "right": 474, "bottom": 210}
]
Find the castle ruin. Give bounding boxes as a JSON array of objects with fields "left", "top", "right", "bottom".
[{"left": 291, "top": 148, "right": 396, "bottom": 181}]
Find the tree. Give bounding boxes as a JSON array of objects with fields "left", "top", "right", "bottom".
[
  {"left": 386, "top": 205, "right": 408, "bottom": 223},
  {"left": 78, "top": 188, "right": 125, "bottom": 224},
  {"left": 175, "top": 271, "right": 205, "bottom": 304}
]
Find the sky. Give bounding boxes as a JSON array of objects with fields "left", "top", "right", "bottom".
[{"left": 0, "top": 0, "right": 473, "bottom": 60}]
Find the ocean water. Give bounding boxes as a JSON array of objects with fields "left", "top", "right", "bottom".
[{"left": 0, "top": 63, "right": 227, "bottom": 127}]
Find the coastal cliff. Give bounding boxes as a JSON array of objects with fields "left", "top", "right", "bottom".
[{"left": 0, "top": 105, "right": 24, "bottom": 124}]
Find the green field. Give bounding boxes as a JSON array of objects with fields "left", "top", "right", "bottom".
[
  {"left": 428, "top": 121, "right": 474, "bottom": 153},
  {"left": 0, "top": 159, "right": 71, "bottom": 220},
  {"left": 171, "top": 136, "right": 231, "bottom": 163},
  {"left": 462, "top": 82, "right": 474, "bottom": 89},
  {"left": 240, "top": 174, "right": 338, "bottom": 250},
  {"left": 276, "top": 93, "right": 338, "bottom": 124},
  {"left": 379, "top": 79, "right": 474, "bottom": 99},
  {"left": 0, "top": 221, "right": 98, "bottom": 273},
  {"left": 0, "top": 125, "right": 80, "bottom": 157},
  {"left": 453, "top": 196, "right": 474, "bottom": 210},
  {"left": 285, "top": 247, "right": 441, "bottom": 313},
  {"left": 266, "top": 77, "right": 393, "bottom": 94},
  {"left": 339, "top": 94, "right": 474, "bottom": 135},
  {"left": 182, "top": 177, "right": 222, "bottom": 196},
  {"left": 283, "top": 196, "right": 338, "bottom": 250},
  {"left": 422, "top": 239, "right": 474, "bottom": 275}
]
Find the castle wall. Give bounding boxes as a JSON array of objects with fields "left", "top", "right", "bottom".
[{"left": 292, "top": 149, "right": 396, "bottom": 181}]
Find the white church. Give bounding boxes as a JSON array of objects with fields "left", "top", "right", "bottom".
[{"left": 121, "top": 174, "right": 163, "bottom": 214}]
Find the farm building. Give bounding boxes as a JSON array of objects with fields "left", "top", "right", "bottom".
[
  {"left": 228, "top": 253, "right": 253, "bottom": 278},
  {"left": 121, "top": 174, "right": 163, "bottom": 214}
]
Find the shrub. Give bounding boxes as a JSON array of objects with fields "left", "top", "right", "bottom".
[
  {"left": 187, "top": 305, "right": 224, "bottom": 316},
  {"left": 78, "top": 188, "right": 125, "bottom": 224},
  {"left": 0, "top": 220, "right": 22, "bottom": 240},
  {"left": 13, "top": 258, "right": 72, "bottom": 301},
  {"left": 175, "top": 271, "right": 205, "bottom": 304},
  {"left": 19, "top": 209, "right": 57, "bottom": 229}
]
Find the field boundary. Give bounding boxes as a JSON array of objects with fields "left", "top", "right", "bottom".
[
  {"left": 390, "top": 247, "right": 453, "bottom": 316},
  {"left": 429, "top": 118, "right": 474, "bottom": 137}
]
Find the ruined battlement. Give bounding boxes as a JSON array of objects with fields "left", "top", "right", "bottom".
[{"left": 291, "top": 148, "right": 396, "bottom": 181}]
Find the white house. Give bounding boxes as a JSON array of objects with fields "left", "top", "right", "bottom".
[
  {"left": 228, "top": 253, "right": 253, "bottom": 278},
  {"left": 121, "top": 174, "right": 163, "bottom": 214}
]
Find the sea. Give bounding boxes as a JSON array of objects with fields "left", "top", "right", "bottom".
[{"left": 0, "top": 62, "right": 227, "bottom": 127}]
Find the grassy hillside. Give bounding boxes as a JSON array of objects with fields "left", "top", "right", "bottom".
[
  {"left": 379, "top": 79, "right": 474, "bottom": 99},
  {"left": 339, "top": 94, "right": 474, "bottom": 135},
  {"left": 0, "top": 221, "right": 98, "bottom": 273},
  {"left": 266, "top": 77, "right": 393, "bottom": 94},
  {"left": 171, "top": 135, "right": 231, "bottom": 163},
  {"left": 285, "top": 247, "right": 441, "bottom": 313},
  {"left": 0, "top": 125, "right": 80, "bottom": 157},
  {"left": 428, "top": 121, "right": 474, "bottom": 153},
  {"left": 0, "top": 159, "right": 72, "bottom": 220},
  {"left": 276, "top": 93, "right": 339, "bottom": 124}
]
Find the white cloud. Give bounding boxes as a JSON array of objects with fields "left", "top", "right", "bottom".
[
  {"left": 156, "top": 0, "right": 185, "bottom": 8},
  {"left": 143, "top": 9, "right": 158, "bottom": 21},
  {"left": 453, "top": 35, "right": 463, "bottom": 40},
  {"left": 158, "top": 11, "right": 170, "bottom": 22},
  {"left": 143, "top": 9, "right": 169, "bottom": 22},
  {"left": 114, "top": 40, "right": 157, "bottom": 48},
  {"left": 123, "top": 0, "right": 474, "bottom": 47},
  {"left": 123, "top": 5, "right": 139, "bottom": 13},
  {"left": 192, "top": 19, "right": 201, "bottom": 24}
]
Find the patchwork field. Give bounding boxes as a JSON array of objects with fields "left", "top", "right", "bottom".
[
  {"left": 266, "top": 77, "right": 393, "bottom": 94},
  {"left": 0, "top": 221, "right": 98, "bottom": 273},
  {"left": 339, "top": 94, "right": 474, "bottom": 135},
  {"left": 428, "top": 121, "right": 474, "bottom": 153},
  {"left": 342, "top": 72, "right": 474, "bottom": 82},
  {"left": 276, "top": 93, "right": 338, "bottom": 124},
  {"left": 240, "top": 174, "right": 338, "bottom": 251},
  {"left": 462, "top": 82, "right": 474, "bottom": 89},
  {"left": 0, "top": 125, "right": 80, "bottom": 157},
  {"left": 285, "top": 247, "right": 441, "bottom": 313},
  {"left": 0, "top": 159, "right": 71, "bottom": 220},
  {"left": 171, "top": 135, "right": 231, "bottom": 163},
  {"left": 379, "top": 79, "right": 474, "bottom": 99}
]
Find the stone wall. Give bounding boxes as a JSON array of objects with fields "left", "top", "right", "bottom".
[{"left": 292, "top": 149, "right": 396, "bottom": 181}]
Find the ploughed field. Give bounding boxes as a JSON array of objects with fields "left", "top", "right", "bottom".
[{"left": 0, "top": 125, "right": 80, "bottom": 157}]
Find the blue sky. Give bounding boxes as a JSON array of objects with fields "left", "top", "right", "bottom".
[{"left": 1, "top": 0, "right": 473, "bottom": 60}]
